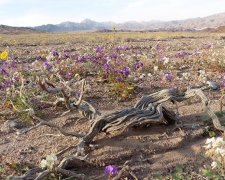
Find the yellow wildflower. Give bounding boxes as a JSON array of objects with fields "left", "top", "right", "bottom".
[{"left": 0, "top": 50, "right": 8, "bottom": 60}]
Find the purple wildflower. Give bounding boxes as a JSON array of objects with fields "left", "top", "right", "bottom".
[
  {"left": 116, "top": 46, "right": 123, "bottom": 51},
  {"left": 134, "top": 61, "right": 144, "bottom": 70},
  {"left": 64, "top": 50, "right": 70, "bottom": 58},
  {"left": 35, "top": 55, "right": 42, "bottom": 60},
  {"left": 164, "top": 72, "right": 173, "bottom": 81},
  {"left": 160, "top": 56, "right": 167, "bottom": 61},
  {"left": 104, "top": 165, "right": 118, "bottom": 176},
  {"left": 175, "top": 51, "right": 191, "bottom": 58},
  {"left": 5, "top": 79, "right": 13, "bottom": 86},
  {"left": 65, "top": 72, "right": 72, "bottom": 79},
  {"left": 1, "top": 79, "right": 13, "bottom": 90},
  {"left": 9, "top": 60, "right": 17, "bottom": 68},
  {"left": 95, "top": 46, "right": 104, "bottom": 53},
  {"left": 221, "top": 83, "right": 225, "bottom": 88},
  {"left": 103, "top": 63, "right": 110, "bottom": 73},
  {"left": 108, "top": 52, "right": 117, "bottom": 59},
  {"left": 169, "top": 86, "right": 177, "bottom": 93},
  {"left": 77, "top": 56, "right": 86, "bottom": 62},
  {"left": 91, "top": 56, "right": 97, "bottom": 62},
  {"left": 12, "top": 76, "right": 19, "bottom": 82},
  {"left": 43, "top": 61, "right": 52, "bottom": 71},
  {"left": 121, "top": 67, "right": 130, "bottom": 77},
  {"left": 115, "top": 55, "right": 124, "bottom": 64},
  {"left": 115, "top": 77, "right": 122, "bottom": 81},
  {"left": 114, "top": 69, "right": 121, "bottom": 74},
  {"left": 52, "top": 50, "right": 59, "bottom": 56},
  {"left": 123, "top": 45, "right": 129, "bottom": 50},
  {"left": 0, "top": 68, "right": 9, "bottom": 76}
]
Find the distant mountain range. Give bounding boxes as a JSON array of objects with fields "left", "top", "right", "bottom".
[
  {"left": 1, "top": 12, "right": 225, "bottom": 34},
  {"left": 33, "top": 12, "right": 225, "bottom": 32},
  {"left": 0, "top": 25, "right": 42, "bottom": 34}
]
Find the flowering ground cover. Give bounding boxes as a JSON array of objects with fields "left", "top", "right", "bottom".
[{"left": 0, "top": 31, "right": 225, "bottom": 179}]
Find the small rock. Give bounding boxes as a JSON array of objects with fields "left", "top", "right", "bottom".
[
  {"left": 207, "top": 81, "right": 220, "bottom": 90},
  {"left": 139, "top": 75, "right": 145, "bottom": 80},
  {"left": 133, "top": 77, "right": 139, "bottom": 83}
]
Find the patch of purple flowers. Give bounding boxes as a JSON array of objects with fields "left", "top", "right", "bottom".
[
  {"left": 52, "top": 50, "right": 59, "bottom": 56},
  {"left": 103, "top": 63, "right": 110, "bottom": 73},
  {"left": 7, "top": 60, "right": 17, "bottom": 68},
  {"left": 0, "top": 68, "right": 9, "bottom": 76},
  {"left": 164, "top": 72, "right": 173, "bottom": 81},
  {"left": 116, "top": 46, "right": 123, "bottom": 51},
  {"left": 0, "top": 79, "right": 14, "bottom": 90},
  {"left": 175, "top": 51, "right": 191, "bottom": 58},
  {"left": 116, "top": 45, "right": 129, "bottom": 51},
  {"left": 65, "top": 72, "right": 72, "bottom": 79},
  {"left": 134, "top": 61, "right": 143, "bottom": 70},
  {"left": 77, "top": 55, "right": 86, "bottom": 62},
  {"left": 115, "top": 77, "right": 122, "bottom": 82},
  {"left": 64, "top": 50, "right": 70, "bottom": 58},
  {"left": 43, "top": 61, "right": 52, "bottom": 71},
  {"left": 35, "top": 55, "right": 42, "bottom": 60},
  {"left": 123, "top": 45, "right": 129, "bottom": 50},
  {"left": 95, "top": 46, "right": 104, "bottom": 53},
  {"left": 121, "top": 67, "right": 130, "bottom": 77},
  {"left": 221, "top": 82, "right": 225, "bottom": 88},
  {"left": 108, "top": 52, "right": 117, "bottom": 59},
  {"left": 104, "top": 165, "right": 118, "bottom": 176}
]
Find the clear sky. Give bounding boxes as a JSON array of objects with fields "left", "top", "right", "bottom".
[{"left": 0, "top": 0, "right": 225, "bottom": 27}]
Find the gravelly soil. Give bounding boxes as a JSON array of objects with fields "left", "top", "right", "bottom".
[{"left": 0, "top": 34, "right": 225, "bottom": 179}]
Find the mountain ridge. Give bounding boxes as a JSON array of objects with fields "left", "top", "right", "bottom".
[
  {"left": 0, "top": 25, "right": 43, "bottom": 34},
  {"left": 33, "top": 12, "right": 225, "bottom": 32},
  {"left": 1, "top": 12, "right": 225, "bottom": 33}
]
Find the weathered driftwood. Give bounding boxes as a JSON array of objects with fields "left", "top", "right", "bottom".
[{"left": 76, "top": 88, "right": 225, "bottom": 154}]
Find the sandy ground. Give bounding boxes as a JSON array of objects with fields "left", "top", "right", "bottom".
[{"left": 0, "top": 88, "right": 223, "bottom": 179}]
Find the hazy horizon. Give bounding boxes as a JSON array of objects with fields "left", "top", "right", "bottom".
[{"left": 0, "top": 0, "right": 225, "bottom": 27}]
